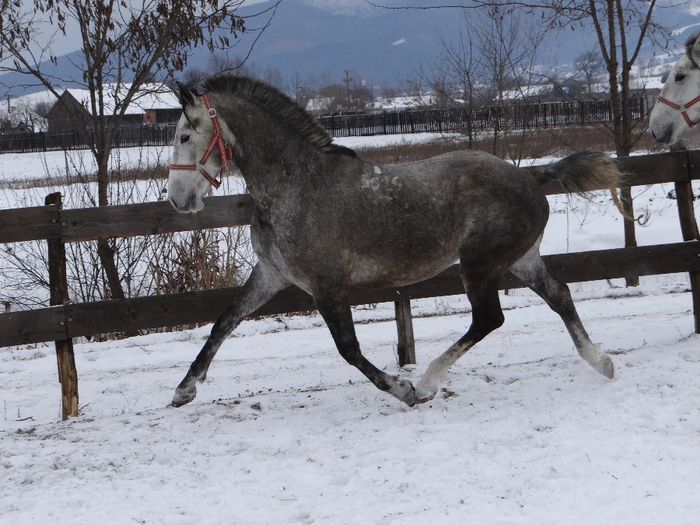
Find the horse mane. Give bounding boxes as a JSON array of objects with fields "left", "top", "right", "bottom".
[
  {"left": 202, "top": 75, "right": 356, "bottom": 158},
  {"left": 686, "top": 33, "right": 700, "bottom": 68}
]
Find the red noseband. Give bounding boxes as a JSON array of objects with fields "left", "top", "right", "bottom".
[
  {"left": 169, "top": 94, "right": 234, "bottom": 190},
  {"left": 657, "top": 94, "right": 700, "bottom": 128}
]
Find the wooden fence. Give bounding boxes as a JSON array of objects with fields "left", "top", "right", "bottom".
[{"left": 1, "top": 150, "right": 699, "bottom": 419}]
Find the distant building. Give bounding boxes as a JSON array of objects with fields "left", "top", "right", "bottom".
[
  {"left": 305, "top": 97, "right": 336, "bottom": 115},
  {"left": 0, "top": 85, "right": 182, "bottom": 133},
  {"left": 45, "top": 90, "right": 92, "bottom": 133}
]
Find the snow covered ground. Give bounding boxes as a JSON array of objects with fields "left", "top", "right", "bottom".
[
  {"left": 0, "top": 132, "right": 460, "bottom": 189},
  {"left": 1, "top": 134, "right": 700, "bottom": 524},
  {"left": 1, "top": 283, "right": 699, "bottom": 524}
]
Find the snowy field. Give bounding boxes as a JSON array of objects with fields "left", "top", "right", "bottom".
[
  {"left": 0, "top": 132, "right": 461, "bottom": 189},
  {"left": 2, "top": 284, "right": 699, "bottom": 524},
  {"left": 1, "top": 134, "right": 700, "bottom": 524}
]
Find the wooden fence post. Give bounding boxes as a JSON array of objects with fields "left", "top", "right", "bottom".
[
  {"left": 45, "top": 192, "right": 79, "bottom": 420},
  {"left": 394, "top": 299, "right": 416, "bottom": 366},
  {"left": 675, "top": 147, "right": 700, "bottom": 333}
]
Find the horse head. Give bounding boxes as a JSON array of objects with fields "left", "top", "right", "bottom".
[
  {"left": 167, "top": 82, "right": 235, "bottom": 213},
  {"left": 650, "top": 33, "right": 700, "bottom": 144}
]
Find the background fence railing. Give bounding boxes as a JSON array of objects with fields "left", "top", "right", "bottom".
[
  {"left": 0, "top": 150, "right": 698, "bottom": 419},
  {"left": 320, "top": 96, "right": 649, "bottom": 137},
  {"left": 0, "top": 96, "right": 650, "bottom": 153}
]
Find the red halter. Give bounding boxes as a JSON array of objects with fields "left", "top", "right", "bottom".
[
  {"left": 656, "top": 94, "right": 700, "bottom": 128},
  {"left": 169, "top": 94, "right": 234, "bottom": 189}
]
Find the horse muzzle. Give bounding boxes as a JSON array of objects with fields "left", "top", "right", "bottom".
[
  {"left": 168, "top": 193, "right": 204, "bottom": 214},
  {"left": 650, "top": 124, "right": 674, "bottom": 144}
]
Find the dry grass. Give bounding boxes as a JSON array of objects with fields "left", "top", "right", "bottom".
[
  {"left": 357, "top": 124, "right": 665, "bottom": 165},
  {"left": 2, "top": 123, "right": 660, "bottom": 191}
]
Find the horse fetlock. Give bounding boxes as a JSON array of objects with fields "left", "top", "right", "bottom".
[
  {"left": 415, "top": 360, "right": 447, "bottom": 395},
  {"left": 172, "top": 383, "right": 197, "bottom": 407}
]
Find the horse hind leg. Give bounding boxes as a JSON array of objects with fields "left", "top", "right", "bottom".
[
  {"left": 172, "top": 262, "right": 289, "bottom": 407},
  {"left": 509, "top": 240, "right": 614, "bottom": 378},
  {"left": 414, "top": 266, "right": 505, "bottom": 402}
]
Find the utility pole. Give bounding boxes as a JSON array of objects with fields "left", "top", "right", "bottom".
[{"left": 343, "top": 69, "right": 353, "bottom": 107}]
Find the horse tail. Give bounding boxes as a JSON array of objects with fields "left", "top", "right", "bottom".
[{"left": 531, "top": 151, "right": 626, "bottom": 216}]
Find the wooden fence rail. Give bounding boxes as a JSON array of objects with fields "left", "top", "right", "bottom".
[
  {"left": 1, "top": 149, "right": 699, "bottom": 418},
  {"left": 2, "top": 241, "right": 698, "bottom": 348},
  {"left": 1, "top": 151, "right": 695, "bottom": 245}
]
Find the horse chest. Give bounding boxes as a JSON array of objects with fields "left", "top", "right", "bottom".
[{"left": 250, "top": 208, "right": 315, "bottom": 291}]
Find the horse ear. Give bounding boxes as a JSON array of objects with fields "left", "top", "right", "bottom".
[
  {"left": 688, "top": 34, "right": 700, "bottom": 67},
  {"left": 175, "top": 81, "right": 195, "bottom": 108}
]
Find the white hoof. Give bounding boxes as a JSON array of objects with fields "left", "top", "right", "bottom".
[
  {"left": 580, "top": 343, "right": 614, "bottom": 379},
  {"left": 413, "top": 385, "right": 437, "bottom": 403}
]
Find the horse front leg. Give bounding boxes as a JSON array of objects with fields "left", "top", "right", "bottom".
[
  {"left": 315, "top": 296, "right": 420, "bottom": 407},
  {"left": 172, "top": 262, "right": 289, "bottom": 407}
]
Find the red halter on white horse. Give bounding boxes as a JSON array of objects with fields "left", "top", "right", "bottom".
[
  {"left": 656, "top": 93, "right": 700, "bottom": 128},
  {"left": 169, "top": 94, "right": 233, "bottom": 189}
]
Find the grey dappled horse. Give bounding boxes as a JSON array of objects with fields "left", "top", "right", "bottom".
[
  {"left": 650, "top": 33, "right": 700, "bottom": 144},
  {"left": 167, "top": 75, "right": 618, "bottom": 408}
]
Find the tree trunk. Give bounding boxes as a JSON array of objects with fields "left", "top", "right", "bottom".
[
  {"left": 618, "top": 64, "right": 638, "bottom": 286},
  {"left": 96, "top": 147, "right": 126, "bottom": 300},
  {"left": 604, "top": 1, "right": 638, "bottom": 287}
]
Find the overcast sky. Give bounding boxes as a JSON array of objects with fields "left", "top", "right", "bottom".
[{"left": 16, "top": 0, "right": 276, "bottom": 58}]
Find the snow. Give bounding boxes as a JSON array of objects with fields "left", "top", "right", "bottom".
[
  {"left": 1, "top": 285, "right": 699, "bottom": 524},
  {"left": 2, "top": 134, "right": 700, "bottom": 523},
  {"left": 0, "top": 133, "right": 457, "bottom": 189},
  {"left": 3, "top": 83, "right": 180, "bottom": 115}
]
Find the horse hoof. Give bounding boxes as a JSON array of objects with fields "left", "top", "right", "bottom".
[
  {"left": 581, "top": 344, "right": 615, "bottom": 379},
  {"left": 413, "top": 385, "right": 436, "bottom": 404},
  {"left": 597, "top": 355, "right": 615, "bottom": 379},
  {"left": 172, "top": 385, "right": 197, "bottom": 407}
]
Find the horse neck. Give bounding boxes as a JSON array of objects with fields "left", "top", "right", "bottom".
[{"left": 221, "top": 107, "right": 336, "bottom": 199}]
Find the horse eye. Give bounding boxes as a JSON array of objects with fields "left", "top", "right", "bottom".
[
  {"left": 675, "top": 73, "right": 687, "bottom": 82},
  {"left": 180, "top": 135, "right": 190, "bottom": 144}
]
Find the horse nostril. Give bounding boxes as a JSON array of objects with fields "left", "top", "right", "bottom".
[
  {"left": 650, "top": 129, "right": 657, "bottom": 139},
  {"left": 659, "top": 126, "right": 673, "bottom": 144},
  {"left": 168, "top": 197, "right": 181, "bottom": 210}
]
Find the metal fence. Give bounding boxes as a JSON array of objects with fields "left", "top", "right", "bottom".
[
  {"left": 0, "top": 124, "right": 178, "bottom": 154},
  {"left": 320, "top": 96, "right": 649, "bottom": 137},
  {"left": 0, "top": 97, "right": 649, "bottom": 153}
]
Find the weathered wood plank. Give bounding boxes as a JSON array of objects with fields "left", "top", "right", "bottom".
[
  {"left": 0, "top": 241, "right": 692, "bottom": 347},
  {"left": 1, "top": 151, "right": 698, "bottom": 245},
  {"left": 45, "top": 192, "right": 79, "bottom": 420},
  {"left": 674, "top": 177, "right": 700, "bottom": 333},
  {"left": 60, "top": 194, "right": 254, "bottom": 242},
  {"left": 0, "top": 308, "right": 66, "bottom": 346},
  {"left": 0, "top": 205, "right": 60, "bottom": 243},
  {"left": 395, "top": 300, "right": 416, "bottom": 366},
  {"left": 2, "top": 240, "right": 699, "bottom": 348}
]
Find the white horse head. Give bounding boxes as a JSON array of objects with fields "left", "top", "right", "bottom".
[
  {"left": 649, "top": 34, "right": 700, "bottom": 144},
  {"left": 167, "top": 82, "right": 235, "bottom": 213}
]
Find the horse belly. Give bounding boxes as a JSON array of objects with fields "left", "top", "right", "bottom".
[{"left": 345, "top": 234, "right": 460, "bottom": 288}]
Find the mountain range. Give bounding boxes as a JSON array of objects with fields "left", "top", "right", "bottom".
[{"left": 1, "top": 0, "right": 698, "bottom": 98}]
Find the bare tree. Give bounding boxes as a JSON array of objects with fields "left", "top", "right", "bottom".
[
  {"left": 0, "top": 0, "right": 276, "bottom": 299},
  {"left": 375, "top": 0, "right": 666, "bottom": 285},
  {"left": 575, "top": 50, "right": 605, "bottom": 96}
]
